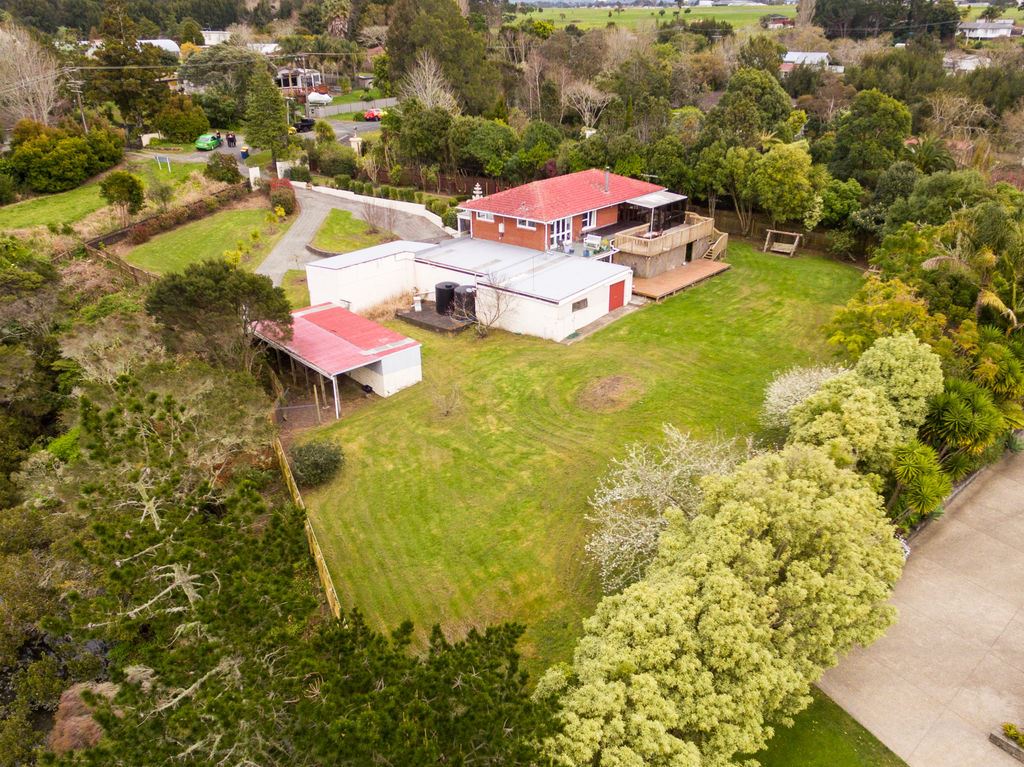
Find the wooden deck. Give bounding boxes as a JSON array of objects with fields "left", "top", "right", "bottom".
[{"left": 631, "top": 260, "right": 731, "bottom": 301}]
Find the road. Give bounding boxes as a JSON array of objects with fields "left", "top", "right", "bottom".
[
  {"left": 820, "top": 450, "right": 1024, "bottom": 767},
  {"left": 255, "top": 186, "right": 449, "bottom": 286},
  {"left": 308, "top": 96, "right": 397, "bottom": 119}
]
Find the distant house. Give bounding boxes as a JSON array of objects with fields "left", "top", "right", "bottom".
[
  {"left": 762, "top": 14, "right": 795, "bottom": 30},
  {"left": 79, "top": 38, "right": 180, "bottom": 58},
  {"left": 943, "top": 52, "right": 991, "bottom": 73},
  {"left": 275, "top": 67, "right": 322, "bottom": 96},
  {"left": 248, "top": 42, "right": 281, "bottom": 55},
  {"left": 200, "top": 30, "right": 231, "bottom": 46},
  {"left": 957, "top": 20, "right": 1017, "bottom": 40},
  {"left": 780, "top": 51, "right": 844, "bottom": 76}
]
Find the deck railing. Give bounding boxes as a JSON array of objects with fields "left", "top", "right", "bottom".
[{"left": 612, "top": 213, "right": 716, "bottom": 258}]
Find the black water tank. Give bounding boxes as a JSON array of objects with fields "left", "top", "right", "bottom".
[
  {"left": 453, "top": 285, "right": 477, "bottom": 319},
  {"left": 435, "top": 281, "right": 458, "bottom": 315}
]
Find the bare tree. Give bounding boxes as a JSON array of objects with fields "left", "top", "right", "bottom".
[
  {"left": 360, "top": 200, "right": 396, "bottom": 236},
  {"left": 796, "top": 0, "right": 816, "bottom": 26},
  {"left": 926, "top": 92, "right": 993, "bottom": 143},
  {"left": 563, "top": 81, "right": 613, "bottom": 129},
  {"left": 0, "top": 21, "right": 61, "bottom": 125},
  {"left": 450, "top": 272, "right": 514, "bottom": 338},
  {"left": 398, "top": 52, "right": 460, "bottom": 114},
  {"left": 358, "top": 25, "right": 389, "bottom": 49}
]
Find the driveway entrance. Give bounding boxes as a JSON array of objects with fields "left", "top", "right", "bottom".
[{"left": 821, "top": 450, "right": 1024, "bottom": 766}]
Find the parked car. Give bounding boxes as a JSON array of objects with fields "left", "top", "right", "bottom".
[
  {"left": 292, "top": 117, "right": 316, "bottom": 133},
  {"left": 194, "top": 133, "right": 222, "bottom": 151},
  {"left": 363, "top": 108, "right": 385, "bottom": 121}
]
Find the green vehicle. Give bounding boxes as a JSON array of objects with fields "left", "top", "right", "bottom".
[{"left": 194, "top": 133, "right": 221, "bottom": 151}]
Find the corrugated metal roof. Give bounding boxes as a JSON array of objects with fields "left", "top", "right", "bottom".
[
  {"left": 783, "top": 51, "right": 830, "bottom": 65},
  {"left": 307, "top": 240, "right": 437, "bottom": 270},
  {"left": 255, "top": 304, "right": 419, "bottom": 377},
  {"left": 459, "top": 169, "right": 663, "bottom": 223},
  {"left": 415, "top": 238, "right": 630, "bottom": 304},
  {"left": 626, "top": 191, "right": 688, "bottom": 209}
]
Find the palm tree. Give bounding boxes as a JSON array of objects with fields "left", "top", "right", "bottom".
[
  {"left": 922, "top": 377, "right": 1006, "bottom": 479},
  {"left": 906, "top": 134, "right": 955, "bottom": 174},
  {"left": 922, "top": 214, "right": 1019, "bottom": 327}
]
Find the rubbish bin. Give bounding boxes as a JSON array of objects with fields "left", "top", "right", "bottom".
[{"left": 240, "top": 147, "right": 250, "bottom": 160}]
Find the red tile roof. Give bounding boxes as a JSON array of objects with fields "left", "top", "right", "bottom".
[
  {"left": 255, "top": 304, "right": 419, "bottom": 376},
  {"left": 458, "top": 169, "right": 664, "bottom": 223}
]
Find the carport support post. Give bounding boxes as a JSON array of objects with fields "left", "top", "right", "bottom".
[{"left": 332, "top": 375, "right": 340, "bottom": 420}]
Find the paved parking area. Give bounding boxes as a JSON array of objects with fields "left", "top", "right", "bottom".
[{"left": 820, "top": 450, "right": 1024, "bottom": 767}]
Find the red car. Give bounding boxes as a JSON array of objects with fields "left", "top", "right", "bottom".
[{"left": 363, "top": 108, "right": 384, "bottom": 121}]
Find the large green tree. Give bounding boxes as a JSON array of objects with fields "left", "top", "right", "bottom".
[
  {"left": 829, "top": 88, "right": 912, "bottom": 188},
  {"left": 145, "top": 259, "right": 292, "bottom": 373},
  {"left": 242, "top": 67, "right": 289, "bottom": 160},
  {"left": 539, "top": 444, "right": 902, "bottom": 767},
  {"left": 85, "top": 0, "right": 172, "bottom": 132},
  {"left": 387, "top": 0, "right": 500, "bottom": 115}
]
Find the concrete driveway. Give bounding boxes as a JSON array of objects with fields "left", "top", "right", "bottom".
[
  {"left": 820, "top": 450, "right": 1024, "bottom": 766},
  {"left": 255, "top": 187, "right": 449, "bottom": 286}
]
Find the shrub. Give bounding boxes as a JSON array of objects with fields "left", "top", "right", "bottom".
[
  {"left": 268, "top": 178, "right": 296, "bottom": 215},
  {"left": 129, "top": 221, "right": 157, "bottom": 244},
  {"left": 290, "top": 440, "right": 344, "bottom": 488},
  {"left": 334, "top": 174, "right": 352, "bottom": 190},
  {"left": 204, "top": 153, "right": 242, "bottom": 183},
  {"left": 288, "top": 165, "right": 312, "bottom": 183},
  {"left": 1003, "top": 723, "right": 1024, "bottom": 748},
  {"left": 46, "top": 427, "right": 80, "bottom": 462},
  {"left": 401, "top": 187, "right": 416, "bottom": 202},
  {"left": 442, "top": 207, "right": 458, "bottom": 229},
  {"left": 153, "top": 95, "right": 210, "bottom": 142},
  {"left": 0, "top": 173, "right": 15, "bottom": 205},
  {"left": 317, "top": 144, "right": 358, "bottom": 177}
]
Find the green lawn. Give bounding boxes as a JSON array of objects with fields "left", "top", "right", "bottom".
[
  {"left": 122, "top": 208, "right": 289, "bottom": 275},
  {"left": 332, "top": 87, "right": 384, "bottom": 105},
  {"left": 311, "top": 209, "right": 391, "bottom": 252},
  {"left": 301, "top": 244, "right": 906, "bottom": 764},
  {"left": 515, "top": 4, "right": 794, "bottom": 30},
  {"left": 757, "top": 688, "right": 906, "bottom": 766},
  {"left": 282, "top": 268, "right": 310, "bottom": 308},
  {"left": 0, "top": 160, "right": 204, "bottom": 231},
  {"left": 245, "top": 150, "right": 273, "bottom": 168},
  {"left": 303, "top": 244, "right": 861, "bottom": 663}
]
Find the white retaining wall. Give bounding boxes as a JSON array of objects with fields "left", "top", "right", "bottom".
[{"left": 310, "top": 185, "right": 445, "bottom": 229}]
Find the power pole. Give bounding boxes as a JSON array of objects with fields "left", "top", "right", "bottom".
[{"left": 66, "top": 70, "right": 89, "bottom": 133}]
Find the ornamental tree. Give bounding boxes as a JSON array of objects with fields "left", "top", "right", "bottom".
[
  {"left": 854, "top": 331, "right": 944, "bottom": 427},
  {"left": 100, "top": 171, "right": 145, "bottom": 226},
  {"left": 540, "top": 444, "right": 902, "bottom": 767},
  {"left": 761, "top": 363, "right": 849, "bottom": 432}
]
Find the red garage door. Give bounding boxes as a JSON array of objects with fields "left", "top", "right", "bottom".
[{"left": 608, "top": 280, "right": 625, "bottom": 311}]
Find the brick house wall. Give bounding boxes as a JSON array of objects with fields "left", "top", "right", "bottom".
[{"left": 471, "top": 213, "right": 547, "bottom": 250}]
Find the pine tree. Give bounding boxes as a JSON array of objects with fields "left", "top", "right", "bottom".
[{"left": 243, "top": 67, "right": 289, "bottom": 161}]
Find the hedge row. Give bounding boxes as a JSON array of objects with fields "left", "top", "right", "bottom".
[
  {"left": 124, "top": 185, "right": 248, "bottom": 245},
  {"left": 329, "top": 175, "right": 459, "bottom": 226}
]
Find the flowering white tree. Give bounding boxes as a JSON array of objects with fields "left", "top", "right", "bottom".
[
  {"left": 760, "top": 363, "right": 848, "bottom": 432},
  {"left": 585, "top": 425, "right": 744, "bottom": 592}
]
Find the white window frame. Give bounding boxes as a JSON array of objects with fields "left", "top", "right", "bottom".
[
  {"left": 549, "top": 216, "right": 572, "bottom": 250},
  {"left": 581, "top": 210, "right": 597, "bottom": 231},
  {"left": 476, "top": 211, "right": 494, "bottom": 222},
  {"left": 516, "top": 218, "right": 536, "bottom": 230}
]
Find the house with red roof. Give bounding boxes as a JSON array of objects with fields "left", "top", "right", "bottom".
[{"left": 456, "top": 169, "right": 725, "bottom": 279}]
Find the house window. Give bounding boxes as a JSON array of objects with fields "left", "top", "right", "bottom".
[
  {"left": 516, "top": 218, "right": 536, "bottom": 230},
  {"left": 476, "top": 211, "right": 494, "bottom": 222},
  {"left": 549, "top": 216, "right": 572, "bottom": 250},
  {"left": 572, "top": 298, "right": 588, "bottom": 312},
  {"left": 581, "top": 210, "right": 596, "bottom": 230}
]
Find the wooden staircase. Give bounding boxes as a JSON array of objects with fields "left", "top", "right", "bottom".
[{"left": 704, "top": 229, "right": 729, "bottom": 261}]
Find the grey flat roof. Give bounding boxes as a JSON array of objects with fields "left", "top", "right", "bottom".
[
  {"left": 627, "top": 190, "right": 688, "bottom": 209},
  {"left": 783, "top": 51, "right": 830, "bottom": 64},
  {"left": 307, "top": 240, "right": 437, "bottom": 270},
  {"left": 415, "top": 238, "right": 630, "bottom": 304}
]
